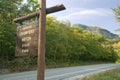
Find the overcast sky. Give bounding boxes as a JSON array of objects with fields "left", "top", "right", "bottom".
[{"left": 46, "top": 0, "right": 120, "bottom": 34}]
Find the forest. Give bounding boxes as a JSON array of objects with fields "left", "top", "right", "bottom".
[{"left": 0, "top": 0, "right": 120, "bottom": 72}]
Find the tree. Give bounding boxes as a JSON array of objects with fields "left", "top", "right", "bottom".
[
  {"left": 0, "top": 0, "right": 23, "bottom": 59},
  {"left": 18, "top": 0, "right": 39, "bottom": 16},
  {"left": 0, "top": 0, "right": 39, "bottom": 59},
  {"left": 113, "top": 6, "right": 120, "bottom": 23}
]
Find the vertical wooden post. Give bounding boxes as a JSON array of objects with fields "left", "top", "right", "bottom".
[{"left": 37, "top": 0, "right": 46, "bottom": 80}]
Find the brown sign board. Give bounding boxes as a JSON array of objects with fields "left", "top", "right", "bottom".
[{"left": 15, "top": 22, "right": 38, "bottom": 57}]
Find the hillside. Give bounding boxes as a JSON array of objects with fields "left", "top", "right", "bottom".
[{"left": 73, "top": 24, "right": 118, "bottom": 39}]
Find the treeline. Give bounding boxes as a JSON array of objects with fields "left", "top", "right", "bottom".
[{"left": 45, "top": 16, "right": 117, "bottom": 65}]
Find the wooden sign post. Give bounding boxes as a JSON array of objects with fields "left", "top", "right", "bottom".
[
  {"left": 37, "top": 0, "right": 46, "bottom": 80},
  {"left": 14, "top": 4, "right": 65, "bottom": 57},
  {"left": 13, "top": 1, "right": 66, "bottom": 80}
]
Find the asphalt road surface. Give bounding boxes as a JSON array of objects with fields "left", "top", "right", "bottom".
[{"left": 0, "top": 63, "right": 120, "bottom": 80}]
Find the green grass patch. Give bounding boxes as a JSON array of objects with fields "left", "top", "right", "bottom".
[
  {"left": 9, "top": 60, "right": 113, "bottom": 71},
  {"left": 46, "top": 60, "right": 112, "bottom": 68},
  {"left": 82, "top": 68, "right": 120, "bottom": 80},
  {"left": 0, "top": 59, "right": 113, "bottom": 75}
]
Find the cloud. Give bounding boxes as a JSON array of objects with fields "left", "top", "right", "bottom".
[
  {"left": 63, "top": 8, "right": 113, "bottom": 19},
  {"left": 49, "top": 8, "right": 114, "bottom": 27}
]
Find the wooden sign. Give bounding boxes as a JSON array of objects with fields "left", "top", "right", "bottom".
[
  {"left": 15, "top": 22, "right": 38, "bottom": 57},
  {"left": 13, "top": 3, "right": 66, "bottom": 80}
]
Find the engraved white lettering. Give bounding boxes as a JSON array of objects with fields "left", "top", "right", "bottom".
[
  {"left": 22, "top": 37, "right": 31, "bottom": 41},
  {"left": 22, "top": 43, "right": 30, "bottom": 47},
  {"left": 22, "top": 49, "right": 29, "bottom": 53},
  {"left": 19, "top": 29, "right": 35, "bottom": 36}
]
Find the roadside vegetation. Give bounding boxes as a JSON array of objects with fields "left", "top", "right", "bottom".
[
  {"left": 82, "top": 68, "right": 120, "bottom": 80},
  {"left": 0, "top": 0, "right": 120, "bottom": 74}
]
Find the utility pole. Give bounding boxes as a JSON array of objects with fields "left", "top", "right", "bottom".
[{"left": 37, "top": 0, "right": 46, "bottom": 80}]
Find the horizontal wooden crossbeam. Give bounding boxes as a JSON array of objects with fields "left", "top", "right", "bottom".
[{"left": 13, "top": 4, "right": 66, "bottom": 23}]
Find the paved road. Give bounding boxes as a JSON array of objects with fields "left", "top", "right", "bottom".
[{"left": 0, "top": 64, "right": 120, "bottom": 80}]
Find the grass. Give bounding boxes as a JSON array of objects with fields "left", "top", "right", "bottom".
[
  {"left": 0, "top": 60, "right": 113, "bottom": 75},
  {"left": 46, "top": 60, "right": 112, "bottom": 68},
  {"left": 82, "top": 68, "right": 120, "bottom": 80}
]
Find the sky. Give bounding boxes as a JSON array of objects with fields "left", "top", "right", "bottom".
[{"left": 46, "top": 0, "right": 120, "bottom": 34}]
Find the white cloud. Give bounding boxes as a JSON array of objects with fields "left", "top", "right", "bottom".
[{"left": 55, "top": 8, "right": 113, "bottom": 20}]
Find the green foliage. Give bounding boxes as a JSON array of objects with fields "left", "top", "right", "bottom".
[
  {"left": 0, "top": 0, "right": 21, "bottom": 59},
  {"left": 0, "top": 0, "right": 39, "bottom": 60},
  {"left": 113, "top": 6, "right": 120, "bottom": 23},
  {"left": 18, "top": 0, "right": 39, "bottom": 16},
  {"left": 45, "top": 16, "right": 117, "bottom": 66},
  {"left": 8, "top": 57, "right": 37, "bottom": 72},
  {"left": 82, "top": 68, "right": 120, "bottom": 80}
]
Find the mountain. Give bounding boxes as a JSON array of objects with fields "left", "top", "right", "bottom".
[{"left": 73, "top": 24, "right": 118, "bottom": 39}]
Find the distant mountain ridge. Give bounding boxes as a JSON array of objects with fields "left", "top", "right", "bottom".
[{"left": 73, "top": 24, "right": 118, "bottom": 39}]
